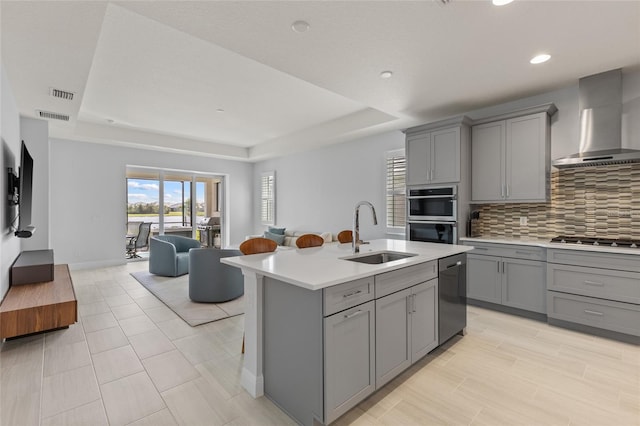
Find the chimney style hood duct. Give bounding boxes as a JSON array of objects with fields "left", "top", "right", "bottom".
[{"left": 552, "top": 68, "right": 640, "bottom": 168}]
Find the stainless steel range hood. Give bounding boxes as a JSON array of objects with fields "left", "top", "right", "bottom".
[{"left": 552, "top": 69, "right": 640, "bottom": 168}]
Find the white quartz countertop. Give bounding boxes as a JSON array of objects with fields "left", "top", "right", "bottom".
[
  {"left": 460, "top": 237, "right": 640, "bottom": 256},
  {"left": 221, "top": 239, "right": 473, "bottom": 291}
]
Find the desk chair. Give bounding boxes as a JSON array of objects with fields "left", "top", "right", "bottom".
[{"left": 126, "top": 222, "right": 152, "bottom": 259}]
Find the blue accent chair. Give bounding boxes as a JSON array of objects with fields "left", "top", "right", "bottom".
[
  {"left": 188, "top": 248, "right": 244, "bottom": 302},
  {"left": 149, "top": 235, "right": 201, "bottom": 277}
]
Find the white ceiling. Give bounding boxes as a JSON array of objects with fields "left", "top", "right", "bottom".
[{"left": 2, "top": 1, "right": 639, "bottom": 161}]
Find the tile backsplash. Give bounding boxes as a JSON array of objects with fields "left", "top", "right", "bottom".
[{"left": 473, "top": 163, "right": 640, "bottom": 240}]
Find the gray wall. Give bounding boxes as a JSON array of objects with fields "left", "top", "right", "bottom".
[
  {"left": 1, "top": 64, "right": 21, "bottom": 300},
  {"left": 50, "top": 138, "right": 254, "bottom": 268},
  {"left": 253, "top": 131, "right": 405, "bottom": 239}
]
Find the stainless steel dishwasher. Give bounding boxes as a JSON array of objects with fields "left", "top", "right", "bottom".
[{"left": 438, "top": 253, "right": 467, "bottom": 345}]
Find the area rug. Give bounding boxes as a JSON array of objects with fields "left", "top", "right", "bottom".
[{"left": 130, "top": 271, "right": 244, "bottom": 327}]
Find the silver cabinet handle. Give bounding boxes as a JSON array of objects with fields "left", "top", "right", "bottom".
[
  {"left": 506, "top": 184, "right": 510, "bottom": 198},
  {"left": 343, "top": 289, "right": 363, "bottom": 298},
  {"left": 344, "top": 310, "right": 364, "bottom": 319},
  {"left": 412, "top": 294, "right": 417, "bottom": 313},
  {"left": 497, "top": 261, "right": 500, "bottom": 273},
  {"left": 446, "top": 261, "right": 462, "bottom": 269},
  {"left": 501, "top": 184, "right": 505, "bottom": 198},
  {"left": 584, "top": 310, "right": 603, "bottom": 316},
  {"left": 515, "top": 251, "right": 532, "bottom": 256},
  {"left": 407, "top": 296, "right": 412, "bottom": 315},
  {"left": 584, "top": 280, "right": 605, "bottom": 287}
]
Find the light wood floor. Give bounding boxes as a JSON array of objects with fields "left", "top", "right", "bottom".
[{"left": 1, "top": 261, "right": 638, "bottom": 426}]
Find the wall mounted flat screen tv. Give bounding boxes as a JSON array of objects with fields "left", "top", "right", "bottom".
[{"left": 15, "top": 141, "right": 35, "bottom": 238}]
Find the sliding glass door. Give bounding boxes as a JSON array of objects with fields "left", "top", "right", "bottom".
[{"left": 126, "top": 167, "right": 225, "bottom": 251}]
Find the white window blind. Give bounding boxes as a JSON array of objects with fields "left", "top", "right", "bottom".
[
  {"left": 261, "top": 171, "right": 275, "bottom": 225},
  {"left": 386, "top": 151, "right": 406, "bottom": 228}
]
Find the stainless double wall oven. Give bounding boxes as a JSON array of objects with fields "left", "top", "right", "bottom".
[{"left": 407, "top": 185, "right": 457, "bottom": 244}]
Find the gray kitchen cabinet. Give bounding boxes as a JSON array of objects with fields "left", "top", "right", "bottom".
[
  {"left": 324, "top": 301, "right": 375, "bottom": 424},
  {"left": 261, "top": 259, "right": 442, "bottom": 426},
  {"left": 471, "top": 104, "right": 556, "bottom": 203},
  {"left": 466, "top": 254, "right": 502, "bottom": 304},
  {"left": 406, "top": 116, "right": 471, "bottom": 185},
  {"left": 546, "top": 249, "right": 640, "bottom": 339},
  {"left": 465, "top": 242, "right": 546, "bottom": 314},
  {"left": 375, "top": 279, "right": 438, "bottom": 389}
]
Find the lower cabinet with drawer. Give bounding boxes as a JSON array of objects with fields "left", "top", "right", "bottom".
[
  {"left": 262, "top": 260, "right": 440, "bottom": 426},
  {"left": 464, "top": 242, "right": 546, "bottom": 314},
  {"left": 547, "top": 249, "right": 640, "bottom": 340}
]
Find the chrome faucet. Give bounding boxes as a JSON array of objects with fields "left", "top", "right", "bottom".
[{"left": 353, "top": 201, "right": 378, "bottom": 254}]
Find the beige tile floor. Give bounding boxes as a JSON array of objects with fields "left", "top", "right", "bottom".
[{"left": 1, "top": 261, "right": 638, "bottom": 426}]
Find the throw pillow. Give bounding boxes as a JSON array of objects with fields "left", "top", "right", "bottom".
[
  {"left": 268, "top": 226, "right": 286, "bottom": 235},
  {"left": 264, "top": 231, "right": 285, "bottom": 245}
]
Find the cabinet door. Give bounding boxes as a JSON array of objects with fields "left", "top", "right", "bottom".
[
  {"left": 406, "top": 133, "right": 431, "bottom": 185},
  {"left": 506, "top": 113, "right": 548, "bottom": 201},
  {"left": 324, "top": 301, "right": 375, "bottom": 424},
  {"left": 467, "top": 254, "right": 502, "bottom": 304},
  {"left": 410, "top": 280, "right": 438, "bottom": 362},
  {"left": 471, "top": 121, "right": 505, "bottom": 202},
  {"left": 375, "top": 288, "right": 411, "bottom": 389},
  {"left": 502, "top": 258, "right": 546, "bottom": 313},
  {"left": 430, "top": 127, "right": 461, "bottom": 183}
]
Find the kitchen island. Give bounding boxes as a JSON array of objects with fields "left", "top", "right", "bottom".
[{"left": 222, "top": 239, "right": 472, "bottom": 425}]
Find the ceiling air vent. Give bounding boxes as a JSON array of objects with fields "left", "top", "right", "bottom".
[
  {"left": 49, "top": 87, "right": 75, "bottom": 101},
  {"left": 36, "top": 110, "right": 70, "bottom": 121}
]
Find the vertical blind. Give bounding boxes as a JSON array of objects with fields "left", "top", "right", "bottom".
[
  {"left": 386, "top": 154, "right": 406, "bottom": 228},
  {"left": 261, "top": 172, "right": 275, "bottom": 225}
]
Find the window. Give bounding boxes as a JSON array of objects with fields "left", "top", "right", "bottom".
[
  {"left": 261, "top": 171, "right": 275, "bottom": 225},
  {"left": 386, "top": 150, "right": 406, "bottom": 230}
]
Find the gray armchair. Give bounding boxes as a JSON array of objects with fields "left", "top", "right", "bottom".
[
  {"left": 149, "top": 235, "right": 201, "bottom": 277},
  {"left": 188, "top": 248, "right": 244, "bottom": 303}
]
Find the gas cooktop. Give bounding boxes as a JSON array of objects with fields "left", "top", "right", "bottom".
[{"left": 550, "top": 235, "right": 639, "bottom": 248}]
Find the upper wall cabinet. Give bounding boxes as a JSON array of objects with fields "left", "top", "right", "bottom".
[
  {"left": 471, "top": 104, "right": 557, "bottom": 203},
  {"left": 405, "top": 116, "right": 471, "bottom": 186}
]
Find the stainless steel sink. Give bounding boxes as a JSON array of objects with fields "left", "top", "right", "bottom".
[{"left": 342, "top": 251, "right": 417, "bottom": 264}]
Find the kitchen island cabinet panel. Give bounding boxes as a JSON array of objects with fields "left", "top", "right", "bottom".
[
  {"left": 410, "top": 280, "right": 438, "bottom": 361},
  {"left": 375, "top": 279, "right": 438, "bottom": 390},
  {"left": 324, "top": 301, "right": 375, "bottom": 424},
  {"left": 375, "top": 288, "right": 411, "bottom": 389}
]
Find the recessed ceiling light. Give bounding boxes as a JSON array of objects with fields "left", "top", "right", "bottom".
[
  {"left": 106, "top": 119, "right": 114, "bottom": 124},
  {"left": 380, "top": 71, "right": 393, "bottom": 79},
  {"left": 492, "top": 0, "right": 514, "bottom": 5},
  {"left": 530, "top": 54, "right": 551, "bottom": 64},
  {"left": 216, "top": 108, "right": 225, "bottom": 113},
  {"left": 291, "top": 20, "right": 310, "bottom": 33}
]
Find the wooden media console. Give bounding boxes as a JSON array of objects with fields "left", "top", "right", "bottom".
[{"left": 0, "top": 264, "right": 77, "bottom": 339}]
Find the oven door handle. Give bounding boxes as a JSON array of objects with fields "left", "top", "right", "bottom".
[{"left": 407, "top": 195, "right": 456, "bottom": 200}]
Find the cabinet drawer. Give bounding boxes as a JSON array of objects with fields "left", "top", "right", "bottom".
[
  {"left": 548, "top": 264, "right": 640, "bottom": 304},
  {"left": 324, "top": 277, "right": 374, "bottom": 316},
  {"left": 467, "top": 242, "right": 545, "bottom": 261},
  {"left": 547, "top": 291, "right": 640, "bottom": 337},
  {"left": 375, "top": 261, "right": 437, "bottom": 299},
  {"left": 547, "top": 249, "right": 640, "bottom": 273}
]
